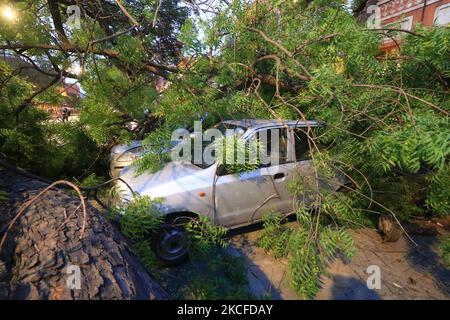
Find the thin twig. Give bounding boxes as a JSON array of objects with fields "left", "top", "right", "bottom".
[
  {"left": 352, "top": 84, "right": 449, "bottom": 116},
  {"left": 152, "top": 0, "right": 163, "bottom": 28}
]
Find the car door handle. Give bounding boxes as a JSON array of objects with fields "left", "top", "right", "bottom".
[{"left": 273, "top": 172, "right": 286, "bottom": 180}]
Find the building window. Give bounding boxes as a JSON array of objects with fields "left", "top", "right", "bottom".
[
  {"left": 434, "top": 4, "right": 450, "bottom": 26},
  {"left": 383, "top": 16, "right": 414, "bottom": 43},
  {"left": 398, "top": 16, "right": 414, "bottom": 31}
]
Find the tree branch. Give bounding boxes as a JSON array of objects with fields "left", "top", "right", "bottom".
[
  {"left": 152, "top": 0, "right": 163, "bottom": 27},
  {"left": 0, "top": 43, "right": 178, "bottom": 77},
  {"left": 91, "top": 25, "right": 136, "bottom": 44},
  {"left": 47, "top": 0, "right": 71, "bottom": 46},
  {"left": 246, "top": 27, "right": 312, "bottom": 79},
  {"left": 367, "top": 28, "right": 425, "bottom": 38},
  {"left": 114, "top": 0, "right": 139, "bottom": 26}
]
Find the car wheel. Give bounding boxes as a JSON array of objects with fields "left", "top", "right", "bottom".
[{"left": 152, "top": 224, "right": 189, "bottom": 266}]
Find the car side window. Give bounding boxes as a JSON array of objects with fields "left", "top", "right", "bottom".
[
  {"left": 256, "top": 128, "right": 289, "bottom": 167},
  {"left": 294, "top": 129, "right": 311, "bottom": 161}
]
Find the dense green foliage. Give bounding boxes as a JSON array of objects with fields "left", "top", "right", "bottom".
[
  {"left": 185, "top": 215, "right": 228, "bottom": 256},
  {"left": 145, "top": 0, "right": 449, "bottom": 224},
  {"left": 110, "top": 194, "right": 253, "bottom": 299},
  {"left": 0, "top": 0, "right": 189, "bottom": 177},
  {"left": 213, "top": 135, "right": 262, "bottom": 175},
  {"left": 142, "top": 0, "right": 449, "bottom": 297},
  {"left": 110, "top": 194, "right": 165, "bottom": 267},
  {"left": 257, "top": 209, "right": 355, "bottom": 298},
  {"left": 0, "top": 0, "right": 448, "bottom": 299}
]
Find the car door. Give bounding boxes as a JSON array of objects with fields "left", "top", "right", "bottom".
[
  {"left": 249, "top": 127, "right": 298, "bottom": 223},
  {"left": 213, "top": 127, "right": 296, "bottom": 228}
]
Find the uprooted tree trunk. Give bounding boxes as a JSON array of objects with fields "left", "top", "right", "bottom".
[{"left": 0, "top": 168, "right": 167, "bottom": 300}]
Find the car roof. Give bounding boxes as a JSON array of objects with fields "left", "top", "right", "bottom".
[{"left": 221, "top": 119, "right": 323, "bottom": 130}]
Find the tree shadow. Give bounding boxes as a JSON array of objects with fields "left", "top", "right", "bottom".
[
  {"left": 225, "top": 244, "right": 285, "bottom": 299},
  {"left": 329, "top": 275, "right": 381, "bottom": 300},
  {"left": 406, "top": 235, "right": 450, "bottom": 296}
]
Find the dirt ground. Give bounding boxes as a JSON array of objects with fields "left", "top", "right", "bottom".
[{"left": 227, "top": 226, "right": 450, "bottom": 300}]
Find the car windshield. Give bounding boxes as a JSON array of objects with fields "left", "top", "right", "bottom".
[{"left": 191, "top": 123, "right": 246, "bottom": 168}]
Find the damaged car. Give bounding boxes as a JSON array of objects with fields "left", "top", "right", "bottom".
[{"left": 114, "top": 119, "right": 349, "bottom": 265}]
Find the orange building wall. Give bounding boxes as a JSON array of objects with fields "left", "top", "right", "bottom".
[{"left": 378, "top": 0, "right": 450, "bottom": 51}]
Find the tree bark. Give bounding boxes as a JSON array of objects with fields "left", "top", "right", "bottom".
[{"left": 0, "top": 168, "right": 167, "bottom": 300}]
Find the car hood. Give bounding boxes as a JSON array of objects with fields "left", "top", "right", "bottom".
[
  {"left": 117, "top": 161, "right": 205, "bottom": 200},
  {"left": 111, "top": 140, "right": 142, "bottom": 155}
]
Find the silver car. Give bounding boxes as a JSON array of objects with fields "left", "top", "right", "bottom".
[
  {"left": 115, "top": 119, "right": 347, "bottom": 265},
  {"left": 110, "top": 140, "right": 143, "bottom": 179}
]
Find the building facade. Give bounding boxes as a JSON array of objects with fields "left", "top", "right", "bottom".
[{"left": 360, "top": 0, "right": 450, "bottom": 51}]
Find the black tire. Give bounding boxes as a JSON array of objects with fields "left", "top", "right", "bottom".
[{"left": 151, "top": 224, "right": 189, "bottom": 266}]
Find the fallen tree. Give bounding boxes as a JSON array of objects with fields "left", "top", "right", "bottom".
[{"left": 0, "top": 167, "right": 167, "bottom": 300}]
